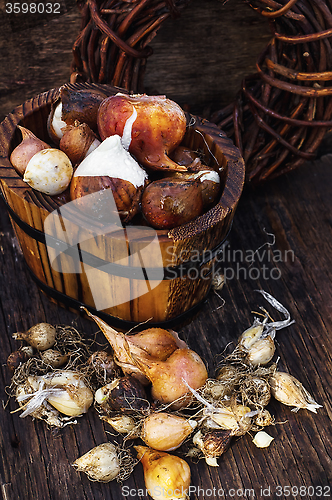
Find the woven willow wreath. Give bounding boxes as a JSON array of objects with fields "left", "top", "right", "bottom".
[{"left": 70, "top": 0, "right": 332, "bottom": 183}]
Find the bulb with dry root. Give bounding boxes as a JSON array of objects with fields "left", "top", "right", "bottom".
[
  {"left": 100, "top": 414, "right": 138, "bottom": 436},
  {"left": 40, "top": 349, "right": 69, "bottom": 368},
  {"left": 72, "top": 442, "right": 134, "bottom": 483},
  {"left": 12, "top": 323, "right": 57, "bottom": 350},
  {"left": 246, "top": 336, "right": 276, "bottom": 366},
  {"left": 192, "top": 429, "right": 232, "bottom": 467},
  {"left": 95, "top": 376, "right": 149, "bottom": 413},
  {"left": 237, "top": 290, "right": 295, "bottom": 366},
  {"left": 135, "top": 446, "right": 191, "bottom": 500},
  {"left": 269, "top": 371, "right": 322, "bottom": 413},
  {"left": 184, "top": 382, "right": 254, "bottom": 437},
  {"left": 7, "top": 348, "right": 33, "bottom": 372},
  {"left": 87, "top": 350, "right": 115, "bottom": 383},
  {"left": 205, "top": 366, "right": 241, "bottom": 400},
  {"left": 15, "top": 382, "right": 77, "bottom": 428},
  {"left": 83, "top": 308, "right": 187, "bottom": 385},
  {"left": 253, "top": 409, "right": 274, "bottom": 428},
  {"left": 239, "top": 376, "right": 271, "bottom": 409},
  {"left": 18, "top": 370, "right": 94, "bottom": 418},
  {"left": 141, "top": 412, "right": 197, "bottom": 451}
]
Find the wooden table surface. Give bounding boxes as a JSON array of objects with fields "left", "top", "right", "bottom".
[
  {"left": 1, "top": 153, "right": 332, "bottom": 500},
  {"left": 1, "top": 1, "right": 332, "bottom": 499}
]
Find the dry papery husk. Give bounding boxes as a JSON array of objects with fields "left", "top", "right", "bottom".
[
  {"left": 72, "top": 441, "right": 137, "bottom": 483},
  {"left": 9, "top": 325, "right": 93, "bottom": 386},
  {"left": 99, "top": 413, "right": 142, "bottom": 440},
  {"left": 178, "top": 366, "right": 277, "bottom": 443},
  {"left": 7, "top": 325, "right": 110, "bottom": 427},
  {"left": 203, "top": 364, "right": 276, "bottom": 410}
]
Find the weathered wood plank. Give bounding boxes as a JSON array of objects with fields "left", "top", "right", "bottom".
[
  {"left": 1, "top": 0, "right": 332, "bottom": 497},
  {"left": 1, "top": 153, "right": 332, "bottom": 499}
]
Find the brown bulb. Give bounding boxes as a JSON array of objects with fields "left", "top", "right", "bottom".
[
  {"left": 70, "top": 175, "right": 144, "bottom": 223},
  {"left": 59, "top": 122, "right": 99, "bottom": 166},
  {"left": 60, "top": 86, "right": 109, "bottom": 131},
  {"left": 97, "top": 93, "right": 188, "bottom": 172},
  {"left": 141, "top": 177, "right": 204, "bottom": 229},
  {"left": 170, "top": 145, "right": 200, "bottom": 166}
]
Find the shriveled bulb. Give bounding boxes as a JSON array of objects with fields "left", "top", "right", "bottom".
[{"left": 270, "top": 371, "right": 322, "bottom": 413}]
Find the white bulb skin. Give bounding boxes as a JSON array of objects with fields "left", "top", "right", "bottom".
[{"left": 23, "top": 148, "right": 73, "bottom": 195}]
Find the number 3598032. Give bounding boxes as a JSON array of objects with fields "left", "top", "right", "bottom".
[{"left": 6, "top": 3, "right": 61, "bottom": 14}]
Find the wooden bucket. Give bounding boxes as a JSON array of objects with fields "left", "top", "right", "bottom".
[{"left": 0, "top": 83, "right": 245, "bottom": 328}]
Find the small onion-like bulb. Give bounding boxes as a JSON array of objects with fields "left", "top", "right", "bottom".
[
  {"left": 87, "top": 350, "right": 115, "bottom": 381},
  {"left": 6, "top": 349, "right": 32, "bottom": 371},
  {"left": 23, "top": 148, "right": 73, "bottom": 195},
  {"left": 246, "top": 336, "right": 276, "bottom": 366},
  {"left": 59, "top": 122, "right": 100, "bottom": 165},
  {"left": 270, "top": 371, "right": 322, "bottom": 413},
  {"left": 135, "top": 446, "right": 191, "bottom": 500},
  {"left": 72, "top": 443, "right": 120, "bottom": 482},
  {"left": 254, "top": 409, "right": 274, "bottom": 428},
  {"left": 141, "top": 412, "right": 197, "bottom": 451},
  {"left": 10, "top": 126, "right": 50, "bottom": 176},
  {"left": 100, "top": 414, "right": 137, "bottom": 435},
  {"left": 95, "top": 376, "right": 149, "bottom": 413},
  {"left": 12, "top": 323, "right": 56, "bottom": 350},
  {"left": 15, "top": 383, "right": 71, "bottom": 428},
  {"left": 41, "top": 349, "right": 69, "bottom": 368},
  {"left": 28, "top": 370, "right": 94, "bottom": 417},
  {"left": 238, "top": 320, "right": 265, "bottom": 350},
  {"left": 193, "top": 429, "right": 232, "bottom": 467},
  {"left": 208, "top": 403, "right": 253, "bottom": 436}
]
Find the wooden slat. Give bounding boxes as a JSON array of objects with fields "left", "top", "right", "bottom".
[{"left": 1, "top": 155, "right": 332, "bottom": 499}]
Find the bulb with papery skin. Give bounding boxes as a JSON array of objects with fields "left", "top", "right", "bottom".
[
  {"left": 70, "top": 135, "right": 147, "bottom": 222},
  {"left": 82, "top": 308, "right": 188, "bottom": 385},
  {"left": 132, "top": 348, "right": 208, "bottom": 409},
  {"left": 97, "top": 93, "right": 188, "bottom": 172},
  {"left": 141, "top": 412, "right": 197, "bottom": 451},
  {"left": 135, "top": 446, "right": 191, "bottom": 500},
  {"left": 141, "top": 177, "right": 204, "bottom": 229},
  {"left": 10, "top": 126, "right": 50, "bottom": 176}
]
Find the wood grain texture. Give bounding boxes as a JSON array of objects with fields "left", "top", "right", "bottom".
[
  {"left": 0, "top": 1, "right": 331, "bottom": 497},
  {"left": 0, "top": 154, "right": 332, "bottom": 499}
]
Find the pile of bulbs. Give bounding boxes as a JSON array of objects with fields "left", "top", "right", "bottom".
[
  {"left": 7, "top": 291, "right": 322, "bottom": 499},
  {"left": 10, "top": 87, "right": 221, "bottom": 229}
]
